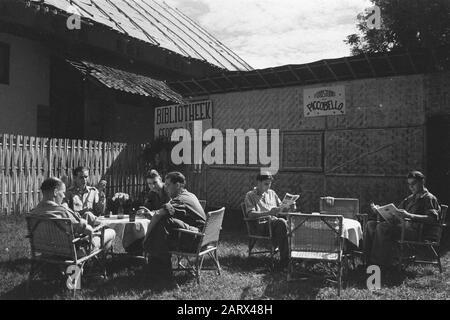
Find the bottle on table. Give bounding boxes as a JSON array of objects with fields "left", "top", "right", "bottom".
[{"left": 129, "top": 208, "right": 136, "bottom": 222}]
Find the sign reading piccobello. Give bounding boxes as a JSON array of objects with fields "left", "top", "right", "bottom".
[
  {"left": 155, "top": 100, "right": 213, "bottom": 138},
  {"left": 303, "top": 86, "right": 346, "bottom": 117}
]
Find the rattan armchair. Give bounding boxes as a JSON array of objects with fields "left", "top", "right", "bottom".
[
  {"left": 26, "top": 216, "right": 108, "bottom": 297},
  {"left": 398, "top": 205, "right": 448, "bottom": 273},
  {"left": 287, "top": 213, "right": 347, "bottom": 296},
  {"left": 169, "top": 207, "right": 225, "bottom": 284}
]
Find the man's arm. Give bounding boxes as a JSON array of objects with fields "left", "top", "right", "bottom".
[
  {"left": 91, "top": 188, "right": 104, "bottom": 216},
  {"left": 143, "top": 208, "right": 169, "bottom": 241},
  {"left": 398, "top": 197, "right": 440, "bottom": 224},
  {"left": 244, "top": 193, "right": 279, "bottom": 219},
  {"left": 62, "top": 207, "right": 94, "bottom": 236}
]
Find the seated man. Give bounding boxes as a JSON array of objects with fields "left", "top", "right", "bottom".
[
  {"left": 29, "top": 177, "right": 116, "bottom": 255},
  {"left": 124, "top": 170, "right": 171, "bottom": 255},
  {"left": 142, "top": 172, "right": 206, "bottom": 278},
  {"left": 65, "top": 166, "right": 104, "bottom": 219},
  {"left": 364, "top": 171, "right": 440, "bottom": 267},
  {"left": 136, "top": 170, "right": 170, "bottom": 212},
  {"left": 244, "top": 172, "right": 295, "bottom": 270}
]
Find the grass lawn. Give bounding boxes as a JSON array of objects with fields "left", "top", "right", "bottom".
[{"left": 1, "top": 213, "right": 450, "bottom": 300}]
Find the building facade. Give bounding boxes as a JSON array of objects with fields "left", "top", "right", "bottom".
[
  {"left": 170, "top": 48, "right": 450, "bottom": 213},
  {"left": 0, "top": 0, "right": 251, "bottom": 142}
]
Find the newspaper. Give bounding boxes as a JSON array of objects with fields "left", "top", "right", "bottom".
[
  {"left": 373, "top": 203, "right": 403, "bottom": 224},
  {"left": 280, "top": 193, "right": 300, "bottom": 209}
]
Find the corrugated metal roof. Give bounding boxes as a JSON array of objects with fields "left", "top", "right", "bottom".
[
  {"left": 169, "top": 46, "right": 450, "bottom": 97},
  {"left": 26, "top": 0, "right": 252, "bottom": 71},
  {"left": 68, "top": 59, "right": 185, "bottom": 103}
]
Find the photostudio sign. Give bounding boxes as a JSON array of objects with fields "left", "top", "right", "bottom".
[
  {"left": 154, "top": 100, "right": 213, "bottom": 139},
  {"left": 303, "top": 86, "right": 346, "bottom": 117}
]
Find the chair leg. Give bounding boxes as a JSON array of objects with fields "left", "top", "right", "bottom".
[
  {"left": 437, "top": 252, "right": 443, "bottom": 273},
  {"left": 430, "top": 245, "right": 443, "bottom": 273},
  {"left": 100, "top": 253, "right": 108, "bottom": 279},
  {"left": 27, "top": 261, "right": 36, "bottom": 295},
  {"left": 195, "top": 257, "right": 201, "bottom": 285},
  {"left": 248, "top": 239, "right": 256, "bottom": 257},
  {"left": 287, "top": 260, "right": 293, "bottom": 281},
  {"left": 337, "top": 262, "right": 342, "bottom": 297},
  {"left": 209, "top": 250, "right": 221, "bottom": 275}
]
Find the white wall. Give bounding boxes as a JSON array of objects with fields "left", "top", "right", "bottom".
[{"left": 0, "top": 32, "right": 50, "bottom": 136}]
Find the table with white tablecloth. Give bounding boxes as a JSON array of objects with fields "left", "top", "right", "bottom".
[
  {"left": 97, "top": 215, "right": 151, "bottom": 251},
  {"left": 283, "top": 213, "right": 363, "bottom": 247}
]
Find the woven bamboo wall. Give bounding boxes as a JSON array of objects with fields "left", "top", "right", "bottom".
[
  {"left": 324, "top": 176, "right": 407, "bottom": 214},
  {"left": 0, "top": 134, "right": 146, "bottom": 215},
  {"left": 202, "top": 74, "right": 428, "bottom": 211},
  {"left": 327, "top": 76, "right": 425, "bottom": 129},
  {"left": 325, "top": 127, "right": 424, "bottom": 175},
  {"left": 424, "top": 71, "right": 450, "bottom": 116},
  {"left": 211, "top": 74, "right": 424, "bottom": 131}
]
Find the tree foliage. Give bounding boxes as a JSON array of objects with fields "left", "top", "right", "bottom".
[{"left": 345, "top": 0, "right": 450, "bottom": 55}]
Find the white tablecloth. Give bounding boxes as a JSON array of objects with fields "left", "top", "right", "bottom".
[
  {"left": 287, "top": 214, "right": 363, "bottom": 247},
  {"left": 97, "top": 216, "right": 151, "bottom": 249},
  {"left": 342, "top": 218, "right": 363, "bottom": 247}
]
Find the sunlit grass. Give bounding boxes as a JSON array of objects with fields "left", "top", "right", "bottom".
[{"left": 1, "top": 214, "right": 450, "bottom": 300}]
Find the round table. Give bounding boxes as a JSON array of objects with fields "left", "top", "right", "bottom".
[{"left": 97, "top": 215, "right": 151, "bottom": 252}]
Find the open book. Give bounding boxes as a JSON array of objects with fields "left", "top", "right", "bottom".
[
  {"left": 373, "top": 203, "right": 403, "bottom": 224},
  {"left": 280, "top": 193, "right": 300, "bottom": 209}
]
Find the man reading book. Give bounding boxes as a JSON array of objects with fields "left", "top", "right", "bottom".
[
  {"left": 244, "top": 171, "right": 297, "bottom": 270},
  {"left": 364, "top": 171, "right": 440, "bottom": 267}
]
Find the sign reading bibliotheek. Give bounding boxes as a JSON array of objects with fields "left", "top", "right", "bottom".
[
  {"left": 154, "top": 100, "right": 213, "bottom": 139},
  {"left": 303, "top": 86, "right": 346, "bottom": 117}
]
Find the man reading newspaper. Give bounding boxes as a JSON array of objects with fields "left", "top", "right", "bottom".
[
  {"left": 244, "top": 171, "right": 299, "bottom": 270},
  {"left": 364, "top": 171, "right": 440, "bottom": 267}
]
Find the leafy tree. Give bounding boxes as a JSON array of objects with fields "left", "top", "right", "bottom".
[{"left": 345, "top": 0, "right": 450, "bottom": 55}]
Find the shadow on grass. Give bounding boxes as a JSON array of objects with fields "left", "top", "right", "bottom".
[
  {"left": 0, "top": 256, "right": 198, "bottom": 300},
  {"left": 0, "top": 258, "right": 30, "bottom": 274}
]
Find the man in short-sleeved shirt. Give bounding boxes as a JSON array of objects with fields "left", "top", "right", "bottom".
[
  {"left": 245, "top": 188, "right": 282, "bottom": 216},
  {"left": 65, "top": 166, "right": 103, "bottom": 219},
  {"left": 244, "top": 172, "right": 295, "bottom": 269},
  {"left": 364, "top": 171, "right": 440, "bottom": 266}
]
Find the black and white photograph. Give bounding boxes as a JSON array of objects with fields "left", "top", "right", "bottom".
[{"left": 0, "top": 0, "right": 450, "bottom": 304}]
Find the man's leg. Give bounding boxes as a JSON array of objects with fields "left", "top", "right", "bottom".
[
  {"left": 270, "top": 217, "right": 289, "bottom": 267},
  {"left": 144, "top": 216, "right": 196, "bottom": 278},
  {"left": 92, "top": 229, "right": 116, "bottom": 251},
  {"left": 370, "top": 222, "right": 401, "bottom": 266},
  {"left": 363, "top": 221, "right": 378, "bottom": 264},
  {"left": 83, "top": 211, "right": 98, "bottom": 226}
]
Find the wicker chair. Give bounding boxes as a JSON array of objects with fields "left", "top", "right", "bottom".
[
  {"left": 26, "top": 216, "right": 108, "bottom": 297},
  {"left": 240, "top": 202, "right": 278, "bottom": 259},
  {"left": 398, "top": 204, "right": 448, "bottom": 273},
  {"left": 287, "top": 213, "right": 347, "bottom": 296},
  {"left": 169, "top": 207, "right": 225, "bottom": 284}
]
